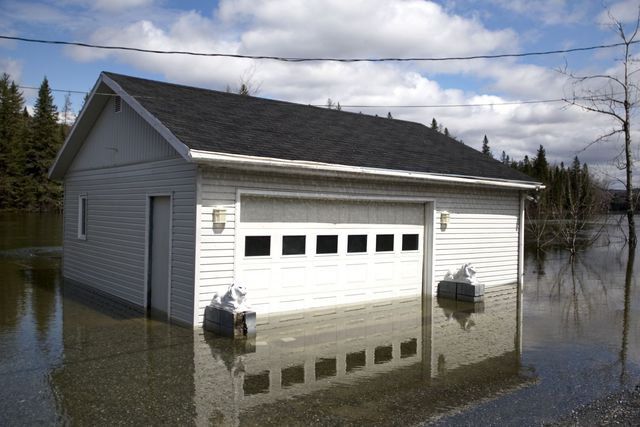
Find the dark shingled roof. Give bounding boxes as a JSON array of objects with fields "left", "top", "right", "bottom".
[{"left": 104, "top": 72, "right": 537, "bottom": 183}]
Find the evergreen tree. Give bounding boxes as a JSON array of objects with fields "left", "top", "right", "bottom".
[
  {"left": 0, "top": 75, "right": 28, "bottom": 209},
  {"left": 532, "top": 145, "right": 549, "bottom": 181},
  {"left": 387, "top": 112, "right": 393, "bottom": 119},
  {"left": 238, "top": 83, "right": 250, "bottom": 96},
  {"left": 24, "top": 77, "right": 63, "bottom": 211},
  {"left": 443, "top": 127, "right": 450, "bottom": 137},
  {"left": 481, "top": 135, "right": 492, "bottom": 158},
  {"left": 522, "top": 155, "right": 532, "bottom": 176}
]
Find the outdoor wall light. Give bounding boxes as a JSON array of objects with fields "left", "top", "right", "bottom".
[
  {"left": 440, "top": 211, "right": 450, "bottom": 230},
  {"left": 212, "top": 207, "right": 227, "bottom": 225}
]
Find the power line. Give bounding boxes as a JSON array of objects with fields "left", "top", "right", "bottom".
[
  {"left": 314, "top": 99, "right": 567, "bottom": 108},
  {"left": 17, "top": 84, "right": 611, "bottom": 109},
  {"left": 2, "top": 34, "right": 638, "bottom": 63},
  {"left": 19, "top": 85, "right": 88, "bottom": 95}
]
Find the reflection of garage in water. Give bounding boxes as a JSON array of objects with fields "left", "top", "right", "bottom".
[
  {"left": 47, "top": 283, "right": 529, "bottom": 424},
  {"left": 194, "top": 285, "right": 530, "bottom": 425}
]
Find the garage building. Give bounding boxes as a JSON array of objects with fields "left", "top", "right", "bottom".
[{"left": 49, "top": 72, "right": 542, "bottom": 327}]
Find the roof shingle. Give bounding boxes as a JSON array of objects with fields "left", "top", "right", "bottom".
[{"left": 104, "top": 72, "right": 537, "bottom": 183}]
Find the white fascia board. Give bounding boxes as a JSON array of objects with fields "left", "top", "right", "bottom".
[
  {"left": 100, "top": 73, "right": 191, "bottom": 160},
  {"left": 189, "top": 149, "right": 544, "bottom": 191}
]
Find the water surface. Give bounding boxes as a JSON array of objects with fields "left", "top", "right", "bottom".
[{"left": 0, "top": 213, "right": 637, "bottom": 425}]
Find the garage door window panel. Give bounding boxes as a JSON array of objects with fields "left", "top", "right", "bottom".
[
  {"left": 316, "top": 235, "right": 338, "bottom": 254},
  {"left": 347, "top": 235, "right": 367, "bottom": 253},
  {"left": 402, "top": 234, "right": 419, "bottom": 251},
  {"left": 282, "top": 235, "right": 306, "bottom": 256},
  {"left": 245, "top": 236, "right": 271, "bottom": 257},
  {"left": 376, "top": 234, "right": 394, "bottom": 252}
]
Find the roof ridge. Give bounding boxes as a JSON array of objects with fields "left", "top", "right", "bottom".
[
  {"left": 101, "top": 71, "right": 538, "bottom": 185},
  {"left": 101, "top": 71, "right": 427, "bottom": 127}
]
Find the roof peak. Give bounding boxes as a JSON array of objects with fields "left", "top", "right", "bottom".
[
  {"left": 73, "top": 71, "right": 540, "bottom": 186},
  {"left": 100, "top": 71, "right": 426, "bottom": 127}
]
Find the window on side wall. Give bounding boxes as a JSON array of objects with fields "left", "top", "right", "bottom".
[{"left": 78, "top": 195, "right": 88, "bottom": 240}]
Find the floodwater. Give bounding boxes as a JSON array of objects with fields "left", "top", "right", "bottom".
[{"left": 0, "top": 213, "right": 638, "bottom": 426}]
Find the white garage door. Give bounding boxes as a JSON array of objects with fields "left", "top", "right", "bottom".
[{"left": 236, "top": 196, "right": 425, "bottom": 318}]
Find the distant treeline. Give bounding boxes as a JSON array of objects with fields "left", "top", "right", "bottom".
[
  {"left": 431, "top": 118, "right": 609, "bottom": 252},
  {"left": 0, "top": 74, "right": 68, "bottom": 211},
  {"left": 609, "top": 189, "right": 640, "bottom": 212},
  {"left": 430, "top": 118, "right": 603, "bottom": 215}
]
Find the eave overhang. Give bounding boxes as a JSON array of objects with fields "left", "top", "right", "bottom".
[
  {"left": 49, "top": 73, "right": 544, "bottom": 192},
  {"left": 189, "top": 149, "right": 544, "bottom": 191}
]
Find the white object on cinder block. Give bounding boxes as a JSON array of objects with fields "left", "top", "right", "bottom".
[
  {"left": 443, "top": 263, "right": 479, "bottom": 285},
  {"left": 210, "top": 283, "right": 252, "bottom": 313}
]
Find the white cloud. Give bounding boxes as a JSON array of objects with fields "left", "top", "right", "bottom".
[
  {"left": 92, "top": 0, "right": 155, "bottom": 12},
  {"left": 597, "top": 0, "right": 640, "bottom": 25},
  {"left": 490, "top": 0, "right": 586, "bottom": 25},
  {"left": 58, "top": 0, "right": 156, "bottom": 12},
  {"left": 220, "top": 0, "right": 517, "bottom": 58},
  {"left": 44, "top": 0, "right": 638, "bottom": 184},
  {"left": 0, "top": 58, "right": 23, "bottom": 81}
]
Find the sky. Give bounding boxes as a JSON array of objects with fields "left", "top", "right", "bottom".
[{"left": 2, "top": 0, "right": 640, "bottom": 186}]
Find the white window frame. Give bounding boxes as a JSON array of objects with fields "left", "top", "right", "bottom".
[{"left": 78, "top": 194, "right": 88, "bottom": 240}]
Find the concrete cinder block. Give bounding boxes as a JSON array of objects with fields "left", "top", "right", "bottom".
[
  {"left": 457, "top": 294, "right": 484, "bottom": 303},
  {"left": 438, "top": 281, "right": 457, "bottom": 295},
  {"left": 204, "top": 305, "right": 257, "bottom": 338},
  {"left": 437, "top": 281, "right": 485, "bottom": 302},
  {"left": 205, "top": 305, "right": 220, "bottom": 324},
  {"left": 456, "top": 282, "right": 485, "bottom": 297}
]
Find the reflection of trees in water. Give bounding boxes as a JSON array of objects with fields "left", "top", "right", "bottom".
[
  {"left": 619, "top": 250, "right": 634, "bottom": 386},
  {"left": 0, "top": 264, "right": 26, "bottom": 329},
  {"left": 28, "top": 268, "right": 59, "bottom": 337},
  {"left": 533, "top": 249, "right": 546, "bottom": 278},
  {"left": 532, "top": 243, "right": 637, "bottom": 387},
  {"left": 0, "top": 257, "right": 60, "bottom": 337},
  {"left": 538, "top": 251, "right": 616, "bottom": 334}
]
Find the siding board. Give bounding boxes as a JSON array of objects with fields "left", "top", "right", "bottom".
[
  {"left": 69, "top": 96, "right": 179, "bottom": 171},
  {"left": 63, "top": 103, "right": 197, "bottom": 325},
  {"left": 195, "top": 168, "right": 521, "bottom": 324}
]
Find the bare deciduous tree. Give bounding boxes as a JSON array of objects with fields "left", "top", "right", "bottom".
[
  {"left": 227, "top": 64, "right": 262, "bottom": 96},
  {"left": 525, "top": 195, "right": 557, "bottom": 251},
  {"left": 553, "top": 163, "right": 609, "bottom": 254},
  {"left": 561, "top": 10, "right": 640, "bottom": 249}
]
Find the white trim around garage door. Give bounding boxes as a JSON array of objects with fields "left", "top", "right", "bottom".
[{"left": 234, "top": 188, "right": 436, "bottom": 301}]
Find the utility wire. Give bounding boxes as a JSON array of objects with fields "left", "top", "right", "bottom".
[
  {"left": 2, "top": 34, "right": 638, "bottom": 63},
  {"left": 315, "top": 99, "right": 567, "bottom": 108},
  {"left": 17, "top": 85, "right": 615, "bottom": 109}
]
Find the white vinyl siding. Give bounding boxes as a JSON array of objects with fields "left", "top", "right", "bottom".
[
  {"left": 62, "top": 92, "right": 196, "bottom": 324},
  {"left": 63, "top": 158, "right": 197, "bottom": 324},
  {"left": 195, "top": 167, "right": 521, "bottom": 325},
  {"left": 68, "top": 95, "right": 179, "bottom": 172}
]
